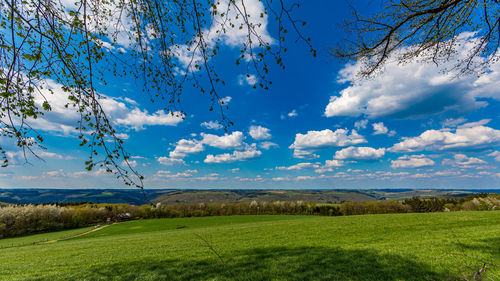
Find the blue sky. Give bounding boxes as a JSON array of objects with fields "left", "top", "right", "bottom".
[{"left": 1, "top": 0, "right": 500, "bottom": 189}]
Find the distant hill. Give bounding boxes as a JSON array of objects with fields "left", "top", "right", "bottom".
[
  {"left": 0, "top": 188, "right": 497, "bottom": 205},
  {"left": 0, "top": 189, "right": 155, "bottom": 205}
]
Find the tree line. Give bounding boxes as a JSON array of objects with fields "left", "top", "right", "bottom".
[{"left": 0, "top": 193, "right": 498, "bottom": 239}]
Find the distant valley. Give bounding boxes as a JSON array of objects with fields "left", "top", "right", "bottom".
[{"left": 1, "top": 188, "right": 498, "bottom": 205}]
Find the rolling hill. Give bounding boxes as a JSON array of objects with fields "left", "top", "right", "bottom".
[
  {"left": 0, "top": 188, "right": 490, "bottom": 205},
  {"left": 0, "top": 211, "right": 499, "bottom": 280}
]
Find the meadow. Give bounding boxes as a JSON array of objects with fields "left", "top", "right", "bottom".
[{"left": 0, "top": 211, "right": 499, "bottom": 280}]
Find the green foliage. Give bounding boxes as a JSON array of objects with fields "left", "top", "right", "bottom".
[
  {"left": 0, "top": 0, "right": 314, "bottom": 187},
  {"left": 0, "top": 212, "right": 499, "bottom": 280}
]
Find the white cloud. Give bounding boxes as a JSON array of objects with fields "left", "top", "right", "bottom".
[
  {"left": 334, "top": 146, "right": 385, "bottom": 160},
  {"left": 115, "top": 133, "right": 130, "bottom": 140},
  {"left": 325, "top": 159, "right": 345, "bottom": 167},
  {"left": 391, "top": 155, "right": 435, "bottom": 168},
  {"left": 260, "top": 141, "right": 279, "bottom": 150},
  {"left": 238, "top": 74, "right": 257, "bottom": 86},
  {"left": 204, "top": 144, "right": 261, "bottom": 163},
  {"left": 5, "top": 150, "right": 73, "bottom": 163},
  {"left": 26, "top": 79, "right": 184, "bottom": 135},
  {"left": 121, "top": 160, "right": 137, "bottom": 167},
  {"left": 288, "top": 109, "right": 298, "bottom": 118},
  {"left": 275, "top": 162, "right": 319, "bottom": 171},
  {"left": 115, "top": 109, "right": 184, "bottom": 131},
  {"left": 372, "top": 122, "right": 389, "bottom": 135},
  {"left": 442, "top": 118, "right": 467, "bottom": 128},
  {"left": 295, "top": 176, "right": 315, "bottom": 181},
  {"left": 220, "top": 96, "right": 232, "bottom": 105},
  {"left": 163, "top": 131, "right": 247, "bottom": 162},
  {"left": 325, "top": 34, "right": 499, "bottom": 119},
  {"left": 157, "top": 157, "right": 186, "bottom": 166},
  {"left": 354, "top": 119, "right": 368, "bottom": 130},
  {"left": 249, "top": 125, "right": 271, "bottom": 140},
  {"left": 488, "top": 151, "right": 500, "bottom": 162},
  {"left": 169, "top": 139, "right": 205, "bottom": 159},
  {"left": 457, "top": 119, "right": 491, "bottom": 129},
  {"left": 314, "top": 159, "right": 345, "bottom": 173},
  {"left": 44, "top": 169, "right": 66, "bottom": 177},
  {"left": 154, "top": 170, "right": 197, "bottom": 179},
  {"left": 201, "top": 131, "right": 244, "bottom": 149},
  {"left": 290, "top": 129, "right": 366, "bottom": 158},
  {"left": 172, "top": 0, "right": 272, "bottom": 70},
  {"left": 390, "top": 125, "right": 500, "bottom": 152},
  {"left": 442, "top": 154, "right": 487, "bottom": 168},
  {"left": 371, "top": 122, "right": 396, "bottom": 136},
  {"left": 201, "top": 121, "right": 223, "bottom": 130}
]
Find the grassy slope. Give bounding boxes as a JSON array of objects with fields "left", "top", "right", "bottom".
[
  {"left": 0, "top": 227, "right": 94, "bottom": 248},
  {"left": 1, "top": 212, "right": 499, "bottom": 281}
]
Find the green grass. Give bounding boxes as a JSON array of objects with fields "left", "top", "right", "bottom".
[
  {"left": 1, "top": 212, "right": 499, "bottom": 280},
  {"left": 0, "top": 226, "right": 94, "bottom": 248}
]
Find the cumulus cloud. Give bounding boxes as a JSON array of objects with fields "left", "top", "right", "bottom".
[
  {"left": 201, "top": 121, "right": 223, "bottom": 130},
  {"left": 325, "top": 33, "right": 500, "bottom": 119},
  {"left": 391, "top": 155, "right": 435, "bottom": 168},
  {"left": 204, "top": 144, "right": 261, "bottom": 163},
  {"left": 201, "top": 131, "right": 244, "bottom": 149},
  {"left": 442, "top": 154, "right": 487, "bottom": 168},
  {"left": 354, "top": 119, "right": 368, "bottom": 130},
  {"left": 390, "top": 125, "right": 500, "bottom": 152},
  {"left": 275, "top": 162, "right": 319, "bottom": 171},
  {"left": 314, "top": 159, "right": 346, "bottom": 173},
  {"left": 27, "top": 79, "right": 184, "bottom": 135},
  {"left": 249, "top": 125, "right": 271, "bottom": 140},
  {"left": 157, "top": 157, "right": 186, "bottom": 166},
  {"left": 372, "top": 122, "right": 396, "bottom": 136},
  {"left": 238, "top": 74, "right": 257, "bottom": 86},
  {"left": 115, "top": 109, "right": 184, "bottom": 131},
  {"left": 276, "top": 159, "right": 346, "bottom": 174},
  {"left": 334, "top": 146, "right": 385, "bottom": 161},
  {"left": 121, "top": 160, "right": 137, "bottom": 167},
  {"left": 290, "top": 129, "right": 366, "bottom": 158},
  {"left": 169, "top": 139, "right": 205, "bottom": 159},
  {"left": 372, "top": 122, "right": 388, "bottom": 135},
  {"left": 160, "top": 131, "right": 247, "bottom": 163}
]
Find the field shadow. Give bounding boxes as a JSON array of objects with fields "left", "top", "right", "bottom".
[
  {"left": 454, "top": 237, "right": 500, "bottom": 259},
  {"left": 450, "top": 237, "right": 500, "bottom": 280},
  {"left": 44, "top": 246, "right": 451, "bottom": 281}
]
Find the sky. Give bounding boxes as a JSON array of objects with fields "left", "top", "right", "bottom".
[{"left": 1, "top": 0, "right": 500, "bottom": 189}]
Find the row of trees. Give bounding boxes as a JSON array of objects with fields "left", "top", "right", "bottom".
[{"left": 1, "top": 194, "right": 498, "bottom": 239}]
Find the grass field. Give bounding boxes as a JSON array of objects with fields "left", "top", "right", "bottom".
[
  {"left": 1, "top": 212, "right": 499, "bottom": 280},
  {"left": 0, "top": 227, "right": 95, "bottom": 249}
]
